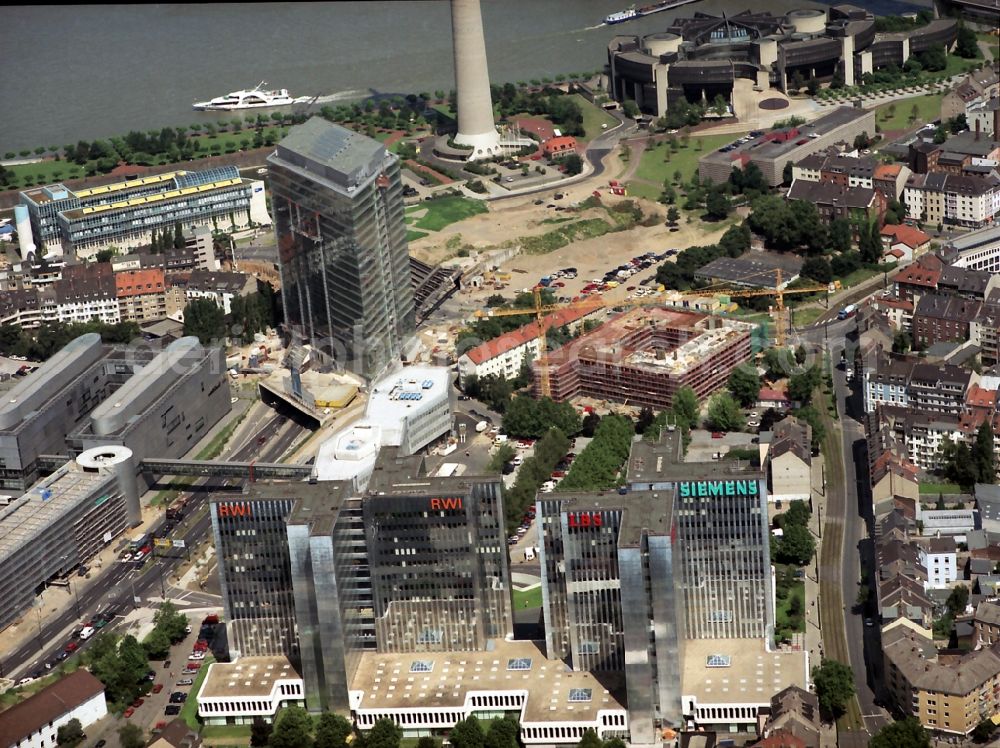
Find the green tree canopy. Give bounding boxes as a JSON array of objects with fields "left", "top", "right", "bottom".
[
  {"left": 811, "top": 660, "right": 855, "bottom": 717},
  {"left": 502, "top": 395, "right": 580, "bottom": 439},
  {"left": 706, "top": 391, "right": 745, "bottom": 432},
  {"left": 314, "top": 712, "right": 353, "bottom": 748},
  {"left": 973, "top": 421, "right": 997, "bottom": 484},
  {"left": 118, "top": 724, "right": 145, "bottom": 748},
  {"left": 142, "top": 627, "right": 171, "bottom": 660},
  {"left": 447, "top": 717, "right": 485, "bottom": 748},
  {"left": 153, "top": 600, "right": 189, "bottom": 643},
  {"left": 775, "top": 523, "right": 816, "bottom": 566},
  {"left": 251, "top": 717, "right": 274, "bottom": 747},
  {"left": 269, "top": 706, "right": 314, "bottom": 748},
  {"left": 183, "top": 297, "right": 226, "bottom": 345},
  {"left": 869, "top": 717, "right": 930, "bottom": 748},
  {"left": 946, "top": 584, "right": 969, "bottom": 617},
  {"left": 788, "top": 365, "right": 821, "bottom": 404},
  {"left": 558, "top": 414, "right": 634, "bottom": 491},
  {"left": 484, "top": 717, "right": 520, "bottom": 748},
  {"left": 576, "top": 729, "right": 603, "bottom": 748},
  {"left": 56, "top": 718, "right": 85, "bottom": 746},
  {"left": 727, "top": 365, "right": 761, "bottom": 408},
  {"left": 672, "top": 386, "right": 699, "bottom": 428}
]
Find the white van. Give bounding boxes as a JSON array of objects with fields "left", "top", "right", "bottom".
[
  {"left": 523, "top": 547, "right": 536, "bottom": 561},
  {"left": 493, "top": 434, "right": 508, "bottom": 446},
  {"left": 79, "top": 626, "right": 95, "bottom": 641}
]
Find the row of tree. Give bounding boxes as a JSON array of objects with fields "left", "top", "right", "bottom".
[
  {"left": 182, "top": 286, "right": 278, "bottom": 347},
  {"left": 938, "top": 422, "right": 996, "bottom": 490},
  {"left": 653, "top": 223, "right": 751, "bottom": 291},
  {"left": 141, "top": 601, "right": 191, "bottom": 660},
  {"left": 502, "top": 427, "right": 572, "bottom": 534},
  {"left": 773, "top": 499, "right": 816, "bottom": 566},
  {"left": 557, "top": 413, "right": 634, "bottom": 491},
  {"left": 502, "top": 395, "right": 580, "bottom": 440},
  {"left": 0, "top": 320, "right": 140, "bottom": 362}
]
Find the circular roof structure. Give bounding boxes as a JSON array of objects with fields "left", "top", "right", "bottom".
[
  {"left": 759, "top": 98, "right": 790, "bottom": 110},
  {"left": 77, "top": 445, "right": 134, "bottom": 469}
]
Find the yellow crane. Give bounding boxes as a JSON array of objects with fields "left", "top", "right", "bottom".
[{"left": 474, "top": 271, "right": 838, "bottom": 398}]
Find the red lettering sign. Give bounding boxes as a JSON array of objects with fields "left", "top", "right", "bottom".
[
  {"left": 568, "top": 512, "right": 602, "bottom": 528},
  {"left": 218, "top": 504, "right": 252, "bottom": 518},
  {"left": 430, "top": 497, "right": 463, "bottom": 511}
]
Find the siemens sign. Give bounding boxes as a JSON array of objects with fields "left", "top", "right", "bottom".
[{"left": 679, "top": 480, "right": 759, "bottom": 498}]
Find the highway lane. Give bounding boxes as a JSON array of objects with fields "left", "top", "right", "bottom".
[{"left": 2, "top": 410, "right": 307, "bottom": 679}]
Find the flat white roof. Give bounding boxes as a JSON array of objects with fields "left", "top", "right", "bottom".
[{"left": 315, "top": 365, "right": 451, "bottom": 484}]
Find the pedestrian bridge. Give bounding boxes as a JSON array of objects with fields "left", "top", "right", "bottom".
[{"left": 39, "top": 454, "right": 313, "bottom": 481}]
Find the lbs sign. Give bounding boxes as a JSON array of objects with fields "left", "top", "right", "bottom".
[{"left": 568, "top": 512, "right": 602, "bottom": 528}]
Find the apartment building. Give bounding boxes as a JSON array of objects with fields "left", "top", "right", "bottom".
[
  {"left": 918, "top": 537, "right": 958, "bottom": 590},
  {"left": 882, "top": 627, "right": 1000, "bottom": 736},
  {"left": 51, "top": 263, "right": 120, "bottom": 325},
  {"left": 879, "top": 224, "right": 930, "bottom": 263},
  {"left": 115, "top": 267, "right": 166, "bottom": 322},
  {"left": 912, "top": 294, "right": 982, "bottom": 348},
  {"left": 785, "top": 179, "right": 885, "bottom": 226},
  {"left": 974, "top": 601, "right": 1000, "bottom": 647},
  {"left": 903, "top": 171, "right": 1000, "bottom": 228}
]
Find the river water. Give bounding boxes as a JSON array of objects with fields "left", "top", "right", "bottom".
[{"left": 2, "top": 0, "right": 926, "bottom": 153}]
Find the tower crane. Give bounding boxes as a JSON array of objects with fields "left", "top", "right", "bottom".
[{"left": 473, "top": 270, "right": 838, "bottom": 398}]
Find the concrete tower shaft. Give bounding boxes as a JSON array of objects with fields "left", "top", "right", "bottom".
[{"left": 451, "top": 0, "right": 502, "bottom": 157}]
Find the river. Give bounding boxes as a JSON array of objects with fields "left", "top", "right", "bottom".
[{"left": 2, "top": 0, "right": 927, "bottom": 153}]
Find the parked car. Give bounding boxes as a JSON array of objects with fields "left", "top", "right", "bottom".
[
  {"left": 711, "top": 432, "right": 725, "bottom": 439},
  {"left": 124, "top": 707, "right": 135, "bottom": 718},
  {"left": 152, "top": 684, "right": 163, "bottom": 694},
  {"left": 64, "top": 642, "right": 78, "bottom": 653},
  {"left": 164, "top": 705, "right": 181, "bottom": 716},
  {"left": 176, "top": 678, "right": 194, "bottom": 686},
  {"left": 132, "top": 697, "right": 145, "bottom": 708},
  {"left": 170, "top": 692, "right": 188, "bottom": 703}
]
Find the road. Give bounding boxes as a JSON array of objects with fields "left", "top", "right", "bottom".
[
  {"left": 796, "top": 318, "right": 889, "bottom": 746},
  {"left": 2, "top": 407, "right": 309, "bottom": 680}
]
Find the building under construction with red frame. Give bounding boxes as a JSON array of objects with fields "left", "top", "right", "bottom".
[{"left": 535, "top": 307, "right": 753, "bottom": 409}]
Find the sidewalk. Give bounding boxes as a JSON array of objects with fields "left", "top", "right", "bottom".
[{"left": 806, "top": 452, "right": 838, "bottom": 748}]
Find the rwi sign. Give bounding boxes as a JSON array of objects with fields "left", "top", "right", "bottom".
[
  {"left": 218, "top": 503, "right": 252, "bottom": 518},
  {"left": 430, "top": 497, "right": 463, "bottom": 511}
]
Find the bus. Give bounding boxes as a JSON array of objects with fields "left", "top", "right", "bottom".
[
  {"left": 166, "top": 496, "right": 189, "bottom": 520},
  {"left": 130, "top": 532, "right": 150, "bottom": 550}
]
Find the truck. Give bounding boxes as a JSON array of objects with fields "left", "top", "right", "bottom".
[{"left": 837, "top": 304, "right": 857, "bottom": 320}]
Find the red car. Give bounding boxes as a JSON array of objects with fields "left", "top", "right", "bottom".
[
  {"left": 64, "top": 642, "right": 78, "bottom": 653},
  {"left": 193, "top": 640, "right": 208, "bottom": 652},
  {"left": 185, "top": 662, "right": 202, "bottom": 670},
  {"left": 132, "top": 697, "right": 144, "bottom": 708},
  {"left": 711, "top": 432, "right": 725, "bottom": 439},
  {"left": 124, "top": 707, "right": 135, "bottom": 718},
  {"left": 202, "top": 614, "right": 219, "bottom": 625},
  {"left": 152, "top": 684, "right": 163, "bottom": 694},
  {"left": 551, "top": 471, "right": 565, "bottom": 478}
]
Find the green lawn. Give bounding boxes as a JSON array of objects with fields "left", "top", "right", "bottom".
[
  {"left": 774, "top": 564, "right": 806, "bottom": 644},
  {"left": 623, "top": 181, "right": 663, "bottom": 202},
  {"left": 406, "top": 229, "right": 429, "bottom": 242},
  {"left": 790, "top": 306, "right": 827, "bottom": 327},
  {"left": 839, "top": 266, "right": 884, "bottom": 288},
  {"left": 568, "top": 94, "right": 618, "bottom": 141},
  {"left": 201, "top": 724, "right": 252, "bottom": 741},
  {"left": 180, "top": 654, "right": 215, "bottom": 729},
  {"left": 919, "top": 482, "right": 962, "bottom": 495},
  {"left": 977, "top": 32, "right": 1000, "bottom": 60},
  {"left": 633, "top": 132, "right": 748, "bottom": 190},
  {"left": 874, "top": 93, "right": 944, "bottom": 131},
  {"left": 409, "top": 196, "right": 488, "bottom": 232},
  {"left": 513, "top": 585, "right": 543, "bottom": 609}
]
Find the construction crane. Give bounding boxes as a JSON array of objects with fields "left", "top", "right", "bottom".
[{"left": 474, "top": 271, "right": 837, "bottom": 397}]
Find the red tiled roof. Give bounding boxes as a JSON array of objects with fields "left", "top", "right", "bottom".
[
  {"left": 966, "top": 383, "right": 998, "bottom": 409},
  {"left": 875, "top": 296, "right": 914, "bottom": 311},
  {"left": 115, "top": 268, "right": 166, "bottom": 298},
  {"left": 0, "top": 670, "right": 105, "bottom": 746},
  {"left": 759, "top": 387, "right": 791, "bottom": 401},
  {"left": 462, "top": 301, "right": 602, "bottom": 366},
  {"left": 888, "top": 248, "right": 906, "bottom": 258},
  {"left": 874, "top": 163, "right": 902, "bottom": 179},
  {"left": 895, "top": 264, "right": 940, "bottom": 287},
  {"left": 542, "top": 136, "right": 578, "bottom": 155},
  {"left": 880, "top": 223, "right": 931, "bottom": 250}
]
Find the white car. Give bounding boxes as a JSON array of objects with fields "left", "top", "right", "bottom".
[
  {"left": 121, "top": 553, "right": 133, "bottom": 563},
  {"left": 188, "top": 652, "right": 206, "bottom": 661}
]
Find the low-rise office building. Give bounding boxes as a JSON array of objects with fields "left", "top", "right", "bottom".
[
  {"left": 0, "top": 446, "right": 139, "bottom": 631},
  {"left": 19, "top": 166, "right": 270, "bottom": 258},
  {"left": 699, "top": 107, "right": 877, "bottom": 186}
]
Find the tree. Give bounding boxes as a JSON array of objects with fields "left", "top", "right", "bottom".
[
  {"left": 672, "top": 385, "right": 699, "bottom": 428},
  {"left": 173, "top": 221, "right": 185, "bottom": 249},
  {"left": 705, "top": 189, "right": 732, "bottom": 220},
  {"left": 955, "top": 25, "right": 980, "bottom": 59},
  {"left": 775, "top": 524, "right": 816, "bottom": 565},
  {"left": 801, "top": 256, "right": 832, "bottom": 283},
  {"left": 788, "top": 365, "right": 821, "bottom": 404},
  {"left": 794, "top": 344, "right": 807, "bottom": 366},
  {"left": 892, "top": 331, "right": 912, "bottom": 354},
  {"left": 577, "top": 730, "right": 603, "bottom": 748},
  {"left": 972, "top": 421, "right": 997, "bottom": 483},
  {"left": 448, "top": 717, "right": 485, "bottom": 748},
  {"left": 251, "top": 717, "right": 274, "bottom": 747},
  {"left": 727, "top": 365, "right": 761, "bottom": 407},
  {"left": 829, "top": 218, "right": 852, "bottom": 253},
  {"left": 622, "top": 100, "right": 640, "bottom": 118},
  {"left": 706, "top": 392, "right": 745, "bottom": 432},
  {"left": 502, "top": 395, "right": 580, "bottom": 439},
  {"left": 811, "top": 660, "right": 855, "bottom": 717},
  {"left": 118, "top": 724, "right": 145, "bottom": 748},
  {"left": 782, "top": 160, "right": 794, "bottom": 186},
  {"left": 153, "top": 600, "right": 190, "bottom": 642},
  {"left": 488, "top": 442, "right": 517, "bottom": 472},
  {"left": 366, "top": 719, "right": 402, "bottom": 748},
  {"left": 972, "top": 718, "right": 999, "bottom": 744},
  {"left": 946, "top": 584, "right": 969, "bottom": 617},
  {"left": 417, "top": 739, "right": 439, "bottom": 748},
  {"left": 183, "top": 297, "right": 226, "bottom": 345},
  {"left": 666, "top": 206, "right": 680, "bottom": 225},
  {"left": 142, "top": 627, "right": 171, "bottom": 659},
  {"left": 763, "top": 348, "right": 795, "bottom": 381},
  {"left": 56, "top": 718, "right": 85, "bottom": 746},
  {"left": 869, "top": 717, "right": 930, "bottom": 748},
  {"left": 484, "top": 717, "right": 520, "bottom": 748},
  {"left": 269, "top": 706, "right": 314, "bottom": 748},
  {"left": 314, "top": 712, "right": 353, "bottom": 748},
  {"left": 853, "top": 131, "right": 871, "bottom": 150}
]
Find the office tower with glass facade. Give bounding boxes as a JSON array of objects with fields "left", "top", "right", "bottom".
[
  {"left": 674, "top": 477, "right": 774, "bottom": 642},
  {"left": 268, "top": 118, "right": 415, "bottom": 379},
  {"left": 538, "top": 491, "right": 682, "bottom": 744},
  {"left": 210, "top": 491, "right": 299, "bottom": 661},
  {"left": 363, "top": 450, "right": 513, "bottom": 653}
]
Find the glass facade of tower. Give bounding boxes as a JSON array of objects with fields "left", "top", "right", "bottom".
[
  {"left": 267, "top": 118, "right": 415, "bottom": 379},
  {"left": 211, "top": 495, "right": 298, "bottom": 660},
  {"left": 362, "top": 478, "right": 512, "bottom": 652},
  {"left": 674, "top": 478, "right": 774, "bottom": 641}
]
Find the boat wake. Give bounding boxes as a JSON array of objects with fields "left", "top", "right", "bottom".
[{"left": 312, "top": 89, "right": 367, "bottom": 104}]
